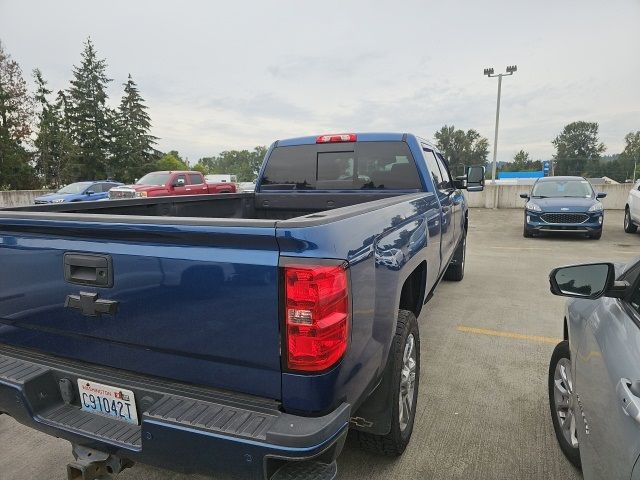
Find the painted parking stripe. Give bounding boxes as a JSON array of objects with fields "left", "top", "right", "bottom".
[{"left": 456, "top": 325, "right": 561, "bottom": 345}]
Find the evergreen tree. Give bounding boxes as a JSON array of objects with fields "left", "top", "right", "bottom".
[
  {"left": 33, "top": 70, "right": 76, "bottom": 188},
  {"left": 113, "top": 74, "right": 157, "bottom": 182},
  {"left": 67, "top": 38, "right": 113, "bottom": 180},
  {"left": 0, "top": 40, "right": 36, "bottom": 189}
]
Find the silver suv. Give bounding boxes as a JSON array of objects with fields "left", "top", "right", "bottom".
[{"left": 548, "top": 258, "right": 640, "bottom": 479}]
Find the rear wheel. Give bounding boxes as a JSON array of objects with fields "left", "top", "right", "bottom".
[
  {"left": 356, "top": 310, "right": 419, "bottom": 456},
  {"left": 443, "top": 236, "right": 465, "bottom": 281},
  {"left": 549, "top": 341, "right": 581, "bottom": 469},
  {"left": 625, "top": 208, "right": 637, "bottom": 233}
]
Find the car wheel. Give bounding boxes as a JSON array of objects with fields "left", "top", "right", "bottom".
[
  {"left": 444, "top": 236, "right": 465, "bottom": 281},
  {"left": 356, "top": 309, "right": 420, "bottom": 456},
  {"left": 625, "top": 208, "right": 637, "bottom": 233},
  {"left": 523, "top": 225, "right": 533, "bottom": 238},
  {"left": 588, "top": 230, "right": 602, "bottom": 240},
  {"left": 549, "top": 340, "right": 581, "bottom": 469}
]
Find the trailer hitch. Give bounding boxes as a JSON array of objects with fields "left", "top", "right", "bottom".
[{"left": 66, "top": 444, "right": 133, "bottom": 480}]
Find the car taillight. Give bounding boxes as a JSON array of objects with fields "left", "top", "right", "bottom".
[
  {"left": 316, "top": 133, "right": 357, "bottom": 143},
  {"left": 284, "top": 263, "right": 349, "bottom": 372}
]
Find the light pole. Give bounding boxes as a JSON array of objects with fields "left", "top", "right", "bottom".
[{"left": 484, "top": 65, "right": 517, "bottom": 183}]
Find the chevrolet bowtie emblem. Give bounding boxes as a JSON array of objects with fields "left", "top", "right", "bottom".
[{"left": 65, "top": 292, "right": 118, "bottom": 317}]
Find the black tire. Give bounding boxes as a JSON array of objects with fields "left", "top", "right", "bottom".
[
  {"left": 356, "top": 310, "right": 420, "bottom": 457},
  {"left": 523, "top": 226, "right": 533, "bottom": 238},
  {"left": 625, "top": 208, "right": 637, "bottom": 233},
  {"left": 548, "top": 341, "right": 581, "bottom": 469},
  {"left": 589, "top": 230, "right": 602, "bottom": 240},
  {"left": 444, "top": 236, "right": 465, "bottom": 281}
]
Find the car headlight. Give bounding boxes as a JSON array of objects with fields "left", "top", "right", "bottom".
[
  {"left": 135, "top": 191, "right": 148, "bottom": 198},
  {"left": 52, "top": 198, "right": 66, "bottom": 203},
  {"left": 589, "top": 202, "right": 603, "bottom": 212},
  {"left": 525, "top": 201, "right": 542, "bottom": 212}
]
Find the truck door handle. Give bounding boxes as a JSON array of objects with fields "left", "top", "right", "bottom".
[{"left": 617, "top": 378, "right": 640, "bottom": 423}]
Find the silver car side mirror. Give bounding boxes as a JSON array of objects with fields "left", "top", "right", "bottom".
[{"left": 549, "top": 263, "right": 616, "bottom": 299}]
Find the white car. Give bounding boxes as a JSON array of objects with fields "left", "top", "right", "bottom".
[{"left": 624, "top": 181, "right": 640, "bottom": 233}]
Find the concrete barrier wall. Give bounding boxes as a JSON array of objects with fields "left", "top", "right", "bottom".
[
  {"left": 0, "top": 190, "right": 52, "bottom": 207},
  {"left": 0, "top": 184, "right": 633, "bottom": 210},
  {"left": 464, "top": 184, "right": 630, "bottom": 210}
]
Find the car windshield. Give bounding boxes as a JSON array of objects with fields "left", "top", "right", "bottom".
[
  {"left": 136, "top": 173, "right": 170, "bottom": 186},
  {"left": 56, "top": 182, "right": 92, "bottom": 194},
  {"left": 531, "top": 180, "right": 594, "bottom": 198}
]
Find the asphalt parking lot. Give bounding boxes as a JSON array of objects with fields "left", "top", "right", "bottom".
[{"left": 1, "top": 208, "right": 639, "bottom": 480}]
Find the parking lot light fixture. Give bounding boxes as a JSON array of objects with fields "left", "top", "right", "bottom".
[{"left": 484, "top": 65, "right": 518, "bottom": 186}]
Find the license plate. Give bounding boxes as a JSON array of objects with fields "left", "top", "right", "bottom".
[{"left": 78, "top": 379, "right": 139, "bottom": 425}]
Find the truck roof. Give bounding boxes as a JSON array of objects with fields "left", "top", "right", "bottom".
[
  {"left": 276, "top": 132, "right": 408, "bottom": 147},
  {"left": 152, "top": 171, "right": 202, "bottom": 175}
]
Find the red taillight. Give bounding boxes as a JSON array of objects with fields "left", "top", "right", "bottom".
[
  {"left": 315, "top": 133, "right": 357, "bottom": 143},
  {"left": 284, "top": 263, "right": 349, "bottom": 372}
]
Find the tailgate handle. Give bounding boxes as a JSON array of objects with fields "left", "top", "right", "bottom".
[{"left": 64, "top": 253, "right": 113, "bottom": 288}]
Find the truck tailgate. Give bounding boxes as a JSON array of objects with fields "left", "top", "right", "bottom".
[{"left": 0, "top": 218, "right": 282, "bottom": 399}]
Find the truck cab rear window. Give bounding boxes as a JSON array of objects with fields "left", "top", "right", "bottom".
[{"left": 261, "top": 142, "right": 422, "bottom": 190}]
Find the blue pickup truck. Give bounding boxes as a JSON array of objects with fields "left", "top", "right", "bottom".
[{"left": 0, "top": 133, "right": 483, "bottom": 480}]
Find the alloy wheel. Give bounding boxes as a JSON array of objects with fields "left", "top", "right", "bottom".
[
  {"left": 399, "top": 333, "right": 417, "bottom": 431},
  {"left": 554, "top": 358, "right": 578, "bottom": 448}
]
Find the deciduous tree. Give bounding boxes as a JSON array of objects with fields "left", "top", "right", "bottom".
[
  {"left": 551, "top": 121, "right": 605, "bottom": 176},
  {"left": 433, "top": 125, "right": 489, "bottom": 176},
  {"left": 0, "top": 40, "right": 36, "bottom": 189}
]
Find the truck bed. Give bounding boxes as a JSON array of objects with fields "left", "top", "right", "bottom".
[{"left": 2, "top": 191, "right": 409, "bottom": 223}]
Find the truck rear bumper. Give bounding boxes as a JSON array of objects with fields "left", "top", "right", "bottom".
[{"left": 0, "top": 345, "right": 349, "bottom": 479}]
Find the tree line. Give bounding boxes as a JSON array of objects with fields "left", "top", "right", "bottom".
[
  {"left": 1, "top": 38, "right": 638, "bottom": 189},
  {"left": 1, "top": 38, "right": 162, "bottom": 189}
]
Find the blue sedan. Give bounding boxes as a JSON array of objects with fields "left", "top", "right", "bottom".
[
  {"left": 520, "top": 176, "right": 606, "bottom": 239},
  {"left": 34, "top": 180, "right": 123, "bottom": 204}
]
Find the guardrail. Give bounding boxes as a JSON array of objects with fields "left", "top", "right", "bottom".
[{"left": 464, "top": 184, "right": 630, "bottom": 210}]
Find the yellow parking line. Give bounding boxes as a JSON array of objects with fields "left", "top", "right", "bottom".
[
  {"left": 456, "top": 325, "right": 561, "bottom": 345},
  {"left": 489, "top": 246, "right": 553, "bottom": 251}
]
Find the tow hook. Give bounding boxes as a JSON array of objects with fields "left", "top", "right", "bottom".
[{"left": 66, "top": 444, "right": 133, "bottom": 480}]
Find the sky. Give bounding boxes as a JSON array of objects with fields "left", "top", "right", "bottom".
[{"left": 1, "top": 0, "right": 638, "bottom": 164}]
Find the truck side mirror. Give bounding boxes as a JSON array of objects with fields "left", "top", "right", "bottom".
[
  {"left": 466, "top": 166, "right": 485, "bottom": 192},
  {"left": 520, "top": 193, "right": 530, "bottom": 199},
  {"left": 549, "top": 263, "right": 616, "bottom": 299},
  {"left": 596, "top": 192, "right": 607, "bottom": 199}
]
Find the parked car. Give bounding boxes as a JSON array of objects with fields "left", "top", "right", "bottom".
[
  {"left": 520, "top": 176, "right": 606, "bottom": 239},
  {"left": 34, "top": 180, "right": 123, "bottom": 204},
  {"left": 548, "top": 259, "right": 640, "bottom": 479},
  {"left": 108, "top": 171, "right": 236, "bottom": 199},
  {"left": 624, "top": 180, "right": 640, "bottom": 233},
  {"left": 0, "top": 132, "right": 484, "bottom": 480}
]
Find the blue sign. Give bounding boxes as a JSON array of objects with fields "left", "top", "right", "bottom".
[{"left": 543, "top": 161, "right": 550, "bottom": 176}]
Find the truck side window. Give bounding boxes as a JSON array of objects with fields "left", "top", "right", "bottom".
[
  {"left": 434, "top": 154, "right": 453, "bottom": 190},
  {"left": 175, "top": 174, "right": 187, "bottom": 186},
  {"left": 423, "top": 149, "right": 443, "bottom": 192},
  {"left": 189, "top": 173, "right": 203, "bottom": 185}
]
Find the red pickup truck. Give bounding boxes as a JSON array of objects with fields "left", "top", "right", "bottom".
[{"left": 108, "top": 171, "right": 236, "bottom": 199}]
